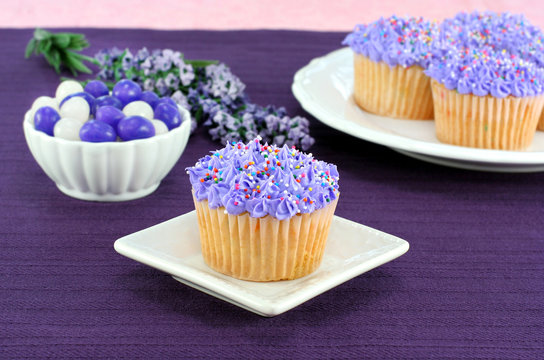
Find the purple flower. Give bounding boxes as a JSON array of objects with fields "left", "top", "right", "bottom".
[
  {"left": 155, "top": 78, "right": 168, "bottom": 96},
  {"left": 300, "top": 135, "right": 315, "bottom": 150},
  {"left": 140, "top": 57, "right": 153, "bottom": 76},
  {"left": 179, "top": 62, "right": 195, "bottom": 86},
  {"left": 171, "top": 90, "right": 189, "bottom": 110},
  {"left": 143, "top": 78, "right": 155, "bottom": 92},
  {"left": 136, "top": 47, "right": 150, "bottom": 62},
  {"left": 154, "top": 55, "right": 172, "bottom": 72},
  {"left": 165, "top": 73, "right": 180, "bottom": 89},
  {"left": 122, "top": 50, "right": 134, "bottom": 71}
]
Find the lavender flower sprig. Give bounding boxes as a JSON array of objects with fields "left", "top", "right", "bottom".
[{"left": 93, "top": 47, "right": 315, "bottom": 150}]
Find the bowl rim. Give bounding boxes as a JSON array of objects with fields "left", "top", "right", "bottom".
[{"left": 23, "top": 105, "right": 191, "bottom": 147}]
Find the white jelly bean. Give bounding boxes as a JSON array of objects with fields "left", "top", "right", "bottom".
[
  {"left": 152, "top": 119, "right": 169, "bottom": 135},
  {"left": 123, "top": 101, "right": 154, "bottom": 120},
  {"left": 32, "top": 96, "right": 59, "bottom": 110},
  {"left": 60, "top": 97, "right": 90, "bottom": 122},
  {"left": 55, "top": 80, "right": 84, "bottom": 103},
  {"left": 53, "top": 118, "right": 85, "bottom": 141}
]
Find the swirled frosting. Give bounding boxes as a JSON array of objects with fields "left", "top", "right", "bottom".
[
  {"left": 342, "top": 15, "right": 439, "bottom": 69},
  {"left": 186, "top": 138, "right": 339, "bottom": 220},
  {"left": 425, "top": 46, "right": 544, "bottom": 97},
  {"left": 439, "top": 11, "right": 544, "bottom": 65}
]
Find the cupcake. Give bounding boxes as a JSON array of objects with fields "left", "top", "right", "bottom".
[
  {"left": 425, "top": 46, "right": 544, "bottom": 150},
  {"left": 440, "top": 11, "right": 544, "bottom": 132},
  {"left": 342, "top": 16, "right": 438, "bottom": 119},
  {"left": 186, "top": 138, "right": 340, "bottom": 281}
]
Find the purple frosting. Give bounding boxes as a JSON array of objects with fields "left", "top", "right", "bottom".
[
  {"left": 186, "top": 138, "right": 340, "bottom": 220},
  {"left": 425, "top": 47, "right": 544, "bottom": 97},
  {"left": 439, "top": 11, "right": 544, "bottom": 67},
  {"left": 342, "top": 15, "right": 439, "bottom": 69}
]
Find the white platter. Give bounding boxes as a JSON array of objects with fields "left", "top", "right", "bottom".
[
  {"left": 292, "top": 47, "right": 544, "bottom": 172},
  {"left": 114, "top": 210, "right": 409, "bottom": 317}
]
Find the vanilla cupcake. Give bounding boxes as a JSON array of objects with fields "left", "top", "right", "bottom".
[
  {"left": 186, "top": 138, "right": 340, "bottom": 282},
  {"left": 342, "top": 16, "right": 438, "bottom": 119},
  {"left": 440, "top": 11, "right": 544, "bottom": 131},
  {"left": 425, "top": 46, "right": 544, "bottom": 150}
]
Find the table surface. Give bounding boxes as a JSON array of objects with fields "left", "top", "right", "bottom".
[{"left": 2, "top": 28, "right": 543, "bottom": 359}]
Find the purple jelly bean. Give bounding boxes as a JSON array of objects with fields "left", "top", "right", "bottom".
[
  {"left": 84, "top": 80, "right": 109, "bottom": 98},
  {"left": 112, "top": 79, "right": 142, "bottom": 106},
  {"left": 154, "top": 103, "right": 182, "bottom": 130},
  {"left": 117, "top": 116, "right": 155, "bottom": 141},
  {"left": 79, "top": 120, "right": 117, "bottom": 143},
  {"left": 34, "top": 106, "right": 61, "bottom": 136},
  {"left": 95, "top": 106, "right": 125, "bottom": 129},
  {"left": 155, "top": 97, "right": 177, "bottom": 109},
  {"left": 140, "top": 91, "right": 160, "bottom": 109},
  {"left": 95, "top": 95, "right": 123, "bottom": 110}
]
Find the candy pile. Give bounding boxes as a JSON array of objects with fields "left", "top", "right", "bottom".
[{"left": 30, "top": 79, "right": 183, "bottom": 142}]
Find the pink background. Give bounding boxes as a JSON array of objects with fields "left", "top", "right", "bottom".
[{"left": 1, "top": 0, "right": 543, "bottom": 30}]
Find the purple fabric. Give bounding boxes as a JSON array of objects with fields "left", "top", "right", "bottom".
[{"left": 1, "top": 28, "right": 543, "bottom": 359}]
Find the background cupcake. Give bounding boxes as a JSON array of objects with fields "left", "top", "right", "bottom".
[
  {"left": 425, "top": 46, "right": 544, "bottom": 150},
  {"left": 186, "top": 138, "right": 340, "bottom": 282},
  {"left": 342, "top": 15, "right": 438, "bottom": 119},
  {"left": 440, "top": 11, "right": 544, "bottom": 131}
]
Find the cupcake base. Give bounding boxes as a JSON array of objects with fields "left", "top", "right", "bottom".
[
  {"left": 431, "top": 80, "right": 544, "bottom": 150},
  {"left": 538, "top": 111, "right": 544, "bottom": 131},
  {"left": 193, "top": 196, "right": 338, "bottom": 282},
  {"left": 353, "top": 53, "right": 434, "bottom": 120}
]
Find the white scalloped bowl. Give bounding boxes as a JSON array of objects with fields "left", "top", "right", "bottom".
[{"left": 23, "top": 106, "right": 191, "bottom": 201}]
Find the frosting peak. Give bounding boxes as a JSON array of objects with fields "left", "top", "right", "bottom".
[
  {"left": 187, "top": 138, "right": 340, "bottom": 219},
  {"left": 342, "top": 15, "right": 439, "bottom": 69},
  {"left": 425, "top": 46, "right": 544, "bottom": 97}
]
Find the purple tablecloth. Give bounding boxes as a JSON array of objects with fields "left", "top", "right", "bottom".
[{"left": 1, "top": 28, "right": 543, "bottom": 359}]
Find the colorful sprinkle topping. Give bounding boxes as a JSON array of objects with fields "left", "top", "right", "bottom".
[
  {"left": 342, "top": 15, "right": 440, "bottom": 69},
  {"left": 186, "top": 137, "right": 340, "bottom": 220}
]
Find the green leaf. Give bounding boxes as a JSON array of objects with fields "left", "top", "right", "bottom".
[
  {"left": 42, "top": 39, "right": 52, "bottom": 53},
  {"left": 64, "top": 51, "right": 92, "bottom": 74},
  {"left": 25, "top": 28, "right": 96, "bottom": 76},
  {"left": 185, "top": 59, "right": 219, "bottom": 68},
  {"left": 34, "top": 28, "right": 51, "bottom": 41},
  {"left": 24, "top": 38, "right": 36, "bottom": 58},
  {"left": 52, "top": 33, "right": 70, "bottom": 48},
  {"left": 43, "top": 53, "right": 60, "bottom": 74}
]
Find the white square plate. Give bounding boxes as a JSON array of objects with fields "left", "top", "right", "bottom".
[{"left": 114, "top": 211, "right": 409, "bottom": 317}]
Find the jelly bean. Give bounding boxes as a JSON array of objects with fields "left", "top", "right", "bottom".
[
  {"left": 34, "top": 106, "right": 61, "bottom": 136},
  {"left": 151, "top": 119, "right": 169, "bottom": 135},
  {"left": 140, "top": 91, "right": 160, "bottom": 109},
  {"left": 60, "top": 92, "right": 96, "bottom": 115},
  {"left": 155, "top": 97, "right": 177, "bottom": 109},
  {"left": 84, "top": 80, "right": 109, "bottom": 98},
  {"left": 154, "top": 103, "right": 182, "bottom": 130},
  {"left": 95, "top": 106, "right": 125, "bottom": 128},
  {"left": 55, "top": 80, "right": 84, "bottom": 103},
  {"left": 123, "top": 101, "right": 154, "bottom": 119},
  {"left": 80, "top": 120, "right": 117, "bottom": 142},
  {"left": 117, "top": 116, "right": 155, "bottom": 141},
  {"left": 54, "top": 118, "right": 84, "bottom": 141},
  {"left": 112, "top": 79, "right": 142, "bottom": 106},
  {"left": 95, "top": 95, "right": 123, "bottom": 110},
  {"left": 60, "top": 97, "right": 90, "bottom": 122}
]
